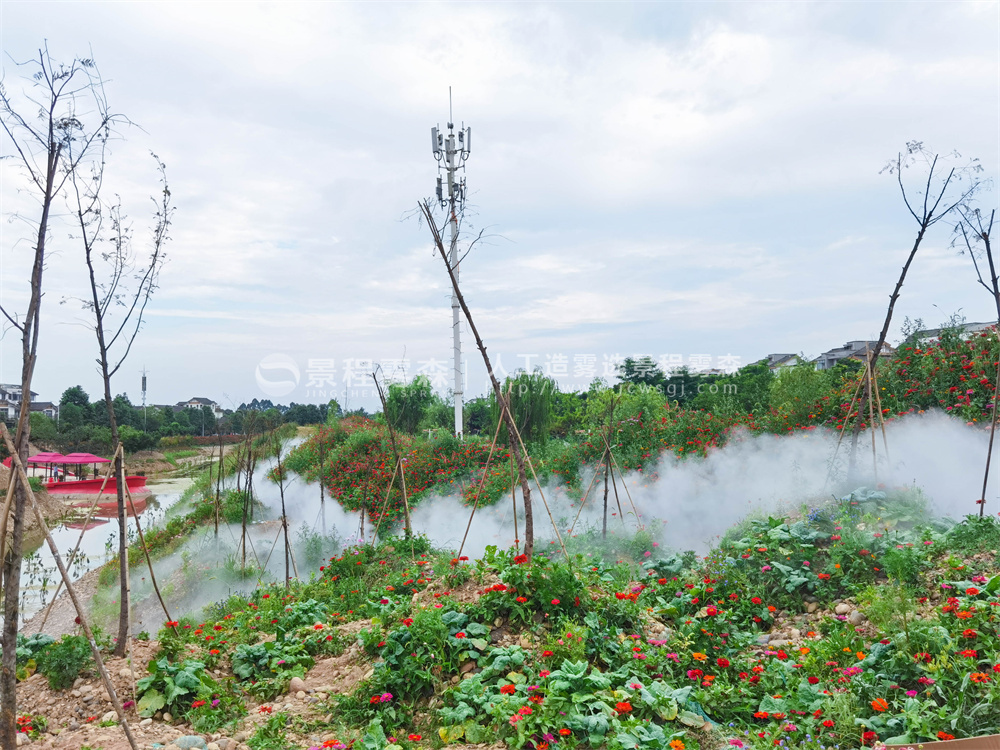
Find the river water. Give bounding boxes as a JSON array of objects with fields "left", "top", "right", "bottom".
[{"left": 17, "top": 477, "right": 193, "bottom": 624}]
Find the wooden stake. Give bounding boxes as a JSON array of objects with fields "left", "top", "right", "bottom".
[
  {"left": 1, "top": 424, "right": 139, "bottom": 750},
  {"left": 457, "top": 413, "right": 505, "bottom": 561}
]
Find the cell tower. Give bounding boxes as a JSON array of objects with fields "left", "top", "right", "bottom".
[
  {"left": 431, "top": 88, "right": 471, "bottom": 439},
  {"left": 141, "top": 366, "right": 148, "bottom": 431}
]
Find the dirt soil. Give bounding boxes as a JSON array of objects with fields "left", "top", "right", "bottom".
[{"left": 14, "top": 617, "right": 503, "bottom": 750}]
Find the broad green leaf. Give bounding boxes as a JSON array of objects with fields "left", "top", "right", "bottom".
[
  {"left": 678, "top": 710, "right": 705, "bottom": 727},
  {"left": 136, "top": 688, "right": 165, "bottom": 717},
  {"left": 438, "top": 725, "right": 464, "bottom": 743}
]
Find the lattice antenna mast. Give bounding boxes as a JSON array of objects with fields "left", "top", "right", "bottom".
[
  {"left": 140, "top": 366, "right": 148, "bottom": 431},
  {"left": 431, "top": 87, "right": 471, "bottom": 439}
]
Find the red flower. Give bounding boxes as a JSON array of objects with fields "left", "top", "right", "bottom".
[
  {"left": 807, "top": 676, "right": 819, "bottom": 685},
  {"left": 500, "top": 684, "right": 516, "bottom": 695},
  {"left": 938, "top": 732, "right": 956, "bottom": 741},
  {"left": 716, "top": 657, "right": 730, "bottom": 668},
  {"left": 822, "top": 720, "right": 834, "bottom": 728},
  {"left": 615, "top": 701, "right": 632, "bottom": 714},
  {"left": 407, "top": 735, "right": 421, "bottom": 741}
]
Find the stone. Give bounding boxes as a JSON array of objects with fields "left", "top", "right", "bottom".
[
  {"left": 790, "top": 628, "right": 801, "bottom": 640},
  {"left": 101, "top": 711, "right": 117, "bottom": 723},
  {"left": 848, "top": 610, "right": 867, "bottom": 626},
  {"left": 140, "top": 719, "right": 153, "bottom": 727},
  {"left": 834, "top": 603, "right": 851, "bottom": 616},
  {"left": 67, "top": 721, "right": 80, "bottom": 732},
  {"left": 119, "top": 668, "right": 133, "bottom": 678},
  {"left": 163, "top": 712, "right": 174, "bottom": 723},
  {"left": 73, "top": 678, "right": 84, "bottom": 689},
  {"left": 70, "top": 690, "right": 82, "bottom": 698},
  {"left": 450, "top": 675, "right": 460, "bottom": 684},
  {"left": 233, "top": 731, "right": 249, "bottom": 742},
  {"left": 493, "top": 617, "right": 503, "bottom": 627},
  {"left": 460, "top": 661, "right": 476, "bottom": 674},
  {"left": 296, "top": 691, "right": 306, "bottom": 700},
  {"left": 15, "top": 732, "right": 31, "bottom": 746},
  {"left": 289, "top": 676, "right": 307, "bottom": 694},
  {"left": 770, "top": 639, "right": 788, "bottom": 648},
  {"left": 806, "top": 602, "right": 819, "bottom": 614},
  {"left": 519, "top": 638, "right": 531, "bottom": 649},
  {"left": 216, "top": 740, "right": 234, "bottom": 750},
  {"left": 756, "top": 635, "right": 770, "bottom": 646},
  {"left": 172, "top": 737, "right": 209, "bottom": 750},
  {"left": 79, "top": 684, "right": 93, "bottom": 695},
  {"left": 164, "top": 745, "right": 183, "bottom": 750},
  {"left": 82, "top": 695, "right": 95, "bottom": 704},
  {"left": 208, "top": 745, "right": 221, "bottom": 750}
]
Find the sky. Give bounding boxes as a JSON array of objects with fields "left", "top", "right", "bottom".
[{"left": 0, "top": 0, "right": 997, "bottom": 413}]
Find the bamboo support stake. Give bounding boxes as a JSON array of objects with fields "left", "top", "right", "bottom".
[
  {"left": 509, "top": 449, "right": 518, "bottom": 553},
  {"left": 824, "top": 369, "right": 867, "bottom": 488},
  {"left": 371, "top": 460, "right": 400, "bottom": 543},
  {"left": 568, "top": 450, "right": 607, "bottom": 536},
  {"left": 979, "top": 343, "right": 1000, "bottom": 516},
  {"left": 122, "top": 465, "right": 176, "bottom": 630},
  {"left": 505, "top": 409, "right": 571, "bottom": 563},
  {"left": 36, "top": 454, "right": 119, "bottom": 634},
  {"left": 871, "top": 365, "right": 891, "bottom": 461},
  {"left": 457, "top": 413, "right": 505, "bottom": 561},
  {"left": 865, "top": 362, "right": 879, "bottom": 483},
  {"left": 600, "top": 432, "right": 641, "bottom": 526},
  {"left": 0, "top": 424, "right": 139, "bottom": 750}
]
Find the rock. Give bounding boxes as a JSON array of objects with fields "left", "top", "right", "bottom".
[
  {"left": 140, "top": 719, "right": 153, "bottom": 728},
  {"left": 848, "top": 610, "right": 867, "bottom": 626},
  {"left": 519, "top": 638, "right": 531, "bottom": 649},
  {"left": 172, "top": 737, "right": 208, "bottom": 750},
  {"left": 834, "top": 603, "right": 851, "bottom": 616},
  {"left": 283, "top": 703, "right": 293, "bottom": 711},
  {"left": 82, "top": 694, "right": 95, "bottom": 704},
  {"left": 769, "top": 639, "right": 788, "bottom": 648},
  {"left": 461, "top": 672, "right": 475, "bottom": 680},
  {"left": 790, "top": 628, "right": 801, "bottom": 640},
  {"left": 70, "top": 690, "right": 82, "bottom": 698},
  {"left": 289, "top": 676, "right": 307, "bottom": 694},
  {"left": 493, "top": 617, "right": 503, "bottom": 627},
  {"left": 79, "top": 684, "right": 93, "bottom": 695},
  {"left": 73, "top": 678, "right": 84, "bottom": 689},
  {"left": 119, "top": 668, "right": 133, "bottom": 678},
  {"left": 163, "top": 712, "right": 174, "bottom": 723},
  {"left": 216, "top": 740, "right": 234, "bottom": 750},
  {"left": 164, "top": 745, "right": 183, "bottom": 750},
  {"left": 15, "top": 732, "right": 31, "bottom": 746},
  {"left": 756, "top": 635, "right": 770, "bottom": 646},
  {"left": 296, "top": 691, "right": 306, "bottom": 700},
  {"left": 67, "top": 721, "right": 80, "bottom": 732},
  {"left": 460, "top": 661, "right": 476, "bottom": 674},
  {"left": 803, "top": 595, "right": 819, "bottom": 603},
  {"left": 450, "top": 675, "right": 460, "bottom": 684},
  {"left": 208, "top": 745, "right": 221, "bottom": 750},
  {"left": 806, "top": 602, "right": 819, "bottom": 614},
  {"left": 101, "top": 711, "right": 117, "bottom": 724}
]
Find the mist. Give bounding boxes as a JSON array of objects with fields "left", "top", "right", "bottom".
[{"left": 128, "top": 411, "right": 997, "bottom": 627}]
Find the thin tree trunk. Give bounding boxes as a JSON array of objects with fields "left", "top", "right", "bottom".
[
  {"left": 1, "top": 138, "right": 59, "bottom": 749},
  {"left": 419, "top": 202, "right": 535, "bottom": 557},
  {"left": 602, "top": 460, "right": 609, "bottom": 539}
]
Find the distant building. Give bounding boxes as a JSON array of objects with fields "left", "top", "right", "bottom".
[
  {"left": 762, "top": 353, "right": 807, "bottom": 373},
  {"left": 913, "top": 321, "right": 995, "bottom": 343},
  {"left": 813, "top": 341, "right": 894, "bottom": 371},
  {"left": 30, "top": 402, "right": 60, "bottom": 420},
  {"left": 176, "top": 397, "right": 225, "bottom": 420},
  {"left": 0, "top": 384, "right": 39, "bottom": 420}
]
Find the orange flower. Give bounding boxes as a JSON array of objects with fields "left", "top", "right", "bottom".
[
  {"left": 669, "top": 741, "right": 686, "bottom": 750},
  {"left": 970, "top": 672, "right": 992, "bottom": 683},
  {"left": 692, "top": 652, "right": 708, "bottom": 662},
  {"left": 871, "top": 698, "right": 888, "bottom": 712}
]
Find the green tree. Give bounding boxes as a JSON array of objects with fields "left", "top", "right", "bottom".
[
  {"left": 691, "top": 362, "right": 775, "bottom": 415},
  {"left": 28, "top": 413, "right": 57, "bottom": 442},
  {"left": 463, "top": 396, "right": 490, "bottom": 435},
  {"left": 60, "top": 385, "right": 90, "bottom": 409},
  {"left": 490, "top": 369, "right": 556, "bottom": 445},
  {"left": 325, "top": 399, "right": 343, "bottom": 424},
  {"left": 384, "top": 375, "right": 436, "bottom": 434}
]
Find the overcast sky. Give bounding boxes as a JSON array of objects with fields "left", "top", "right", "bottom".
[{"left": 0, "top": 1, "right": 997, "bottom": 412}]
